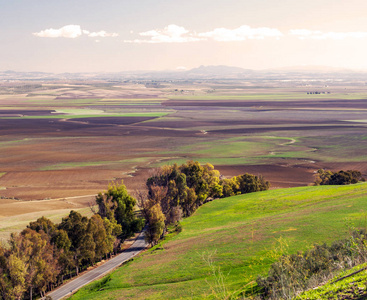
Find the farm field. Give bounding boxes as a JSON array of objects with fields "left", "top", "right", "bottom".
[
  {"left": 1, "top": 79, "right": 367, "bottom": 238},
  {"left": 69, "top": 183, "right": 367, "bottom": 300},
  {"left": 0, "top": 202, "right": 93, "bottom": 243}
]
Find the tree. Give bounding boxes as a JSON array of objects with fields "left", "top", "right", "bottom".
[
  {"left": 221, "top": 177, "right": 240, "bottom": 197},
  {"left": 147, "top": 161, "right": 224, "bottom": 218},
  {"left": 28, "top": 217, "right": 57, "bottom": 238},
  {"left": 237, "top": 173, "right": 269, "bottom": 193},
  {"left": 8, "top": 229, "right": 60, "bottom": 300},
  {"left": 314, "top": 169, "right": 333, "bottom": 185},
  {"left": 181, "top": 187, "right": 197, "bottom": 217},
  {"left": 79, "top": 233, "right": 96, "bottom": 267},
  {"left": 166, "top": 206, "right": 183, "bottom": 225},
  {"left": 103, "top": 217, "right": 122, "bottom": 256},
  {"left": 7, "top": 254, "right": 27, "bottom": 300},
  {"left": 0, "top": 245, "right": 11, "bottom": 300},
  {"left": 88, "top": 215, "right": 110, "bottom": 261},
  {"left": 95, "top": 181, "right": 143, "bottom": 239},
  {"left": 144, "top": 203, "right": 165, "bottom": 246},
  {"left": 58, "top": 210, "right": 89, "bottom": 275},
  {"left": 315, "top": 169, "right": 365, "bottom": 185}
]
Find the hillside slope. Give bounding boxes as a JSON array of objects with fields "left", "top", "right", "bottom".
[{"left": 70, "top": 183, "right": 367, "bottom": 300}]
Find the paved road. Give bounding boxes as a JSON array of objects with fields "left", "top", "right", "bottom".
[{"left": 48, "top": 231, "right": 147, "bottom": 300}]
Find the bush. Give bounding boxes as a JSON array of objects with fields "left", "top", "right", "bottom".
[
  {"left": 257, "top": 230, "right": 367, "bottom": 299},
  {"left": 315, "top": 169, "right": 365, "bottom": 186},
  {"left": 174, "top": 222, "right": 182, "bottom": 233}
]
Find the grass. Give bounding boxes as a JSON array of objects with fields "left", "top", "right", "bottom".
[
  {"left": 94, "top": 103, "right": 161, "bottom": 106},
  {"left": 0, "top": 139, "right": 33, "bottom": 148},
  {"left": 53, "top": 108, "right": 106, "bottom": 115},
  {"left": 0, "top": 207, "right": 94, "bottom": 244},
  {"left": 0, "top": 112, "right": 170, "bottom": 119},
  {"left": 100, "top": 98, "right": 166, "bottom": 102},
  {"left": 40, "top": 157, "right": 154, "bottom": 171},
  {"left": 153, "top": 136, "right": 306, "bottom": 166},
  {"left": 168, "top": 92, "right": 367, "bottom": 101},
  {"left": 187, "top": 141, "right": 270, "bottom": 157},
  {"left": 153, "top": 157, "right": 258, "bottom": 167},
  {"left": 15, "top": 96, "right": 167, "bottom": 107},
  {"left": 69, "top": 183, "right": 367, "bottom": 300},
  {"left": 152, "top": 132, "right": 367, "bottom": 167},
  {"left": 0, "top": 173, "right": 6, "bottom": 190},
  {"left": 39, "top": 161, "right": 116, "bottom": 171},
  {"left": 296, "top": 134, "right": 367, "bottom": 163}
]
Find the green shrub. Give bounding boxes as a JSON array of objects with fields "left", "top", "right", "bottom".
[
  {"left": 315, "top": 169, "right": 365, "bottom": 186},
  {"left": 257, "top": 230, "right": 367, "bottom": 299}
]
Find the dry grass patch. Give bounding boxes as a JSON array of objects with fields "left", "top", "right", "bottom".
[{"left": 0, "top": 206, "right": 94, "bottom": 243}]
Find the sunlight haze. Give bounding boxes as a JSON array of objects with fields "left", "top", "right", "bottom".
[{"left": 1, "top": 0, "right": 367, "bottom": 72}]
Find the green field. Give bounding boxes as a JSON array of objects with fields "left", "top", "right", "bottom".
[
  {"left": 0, "top": 112, "right": 169, "bottom": 119},
  {"left": 152, "top": 133, "right": 367, "bottom": 167},
  {"left": 40, "top": 157, "right": 154, "bottom": 171},
  {"left": 70, "top": 183, "right": 367, "bottom": 300},
  {"left": 169, "top": 92, "right": 367, "bottom": 101},
  {"left": 155, "top": 137, "right": 276, "bottom": 166}
]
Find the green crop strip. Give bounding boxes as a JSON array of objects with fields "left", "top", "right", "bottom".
[{"left": 0, "top": 112, "right": 169, "bottom": 119}]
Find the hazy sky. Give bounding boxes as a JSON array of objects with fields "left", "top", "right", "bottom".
[{"left": 2, "top": 0, "right": 367, "bottom": 72}]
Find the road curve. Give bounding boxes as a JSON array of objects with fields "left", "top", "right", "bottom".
[{"left": 48, "top": 231, "right": 147, "bottom": 300}]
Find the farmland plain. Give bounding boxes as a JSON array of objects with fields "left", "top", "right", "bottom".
[{"left": 1, "top": 78, "right": 367, "bottom": 241}]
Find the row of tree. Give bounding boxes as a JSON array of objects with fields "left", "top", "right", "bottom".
[
  {"left": 0, "top": 182, "right": 144, "bottom": 300},
  {"left": 139, "top": 161, "right": 270, "bottom": 246},
  {"left": 315, "top": 169, "right": 365, "bottom": 185}
]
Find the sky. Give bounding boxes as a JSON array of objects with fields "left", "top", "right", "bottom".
[{"left": 1, "top": 0, "right": 367, "bottom": 73}]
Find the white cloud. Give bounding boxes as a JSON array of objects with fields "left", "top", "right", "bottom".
[
  {"left": 198, "top": 25, "right": 283, "bottom": 41},
  {"left": 290, "top": 29, "right": 367, "bottom": 40},
  {"left": 33, "top": 25, "right": 83, "bottom": 38},
  {"left": 125, "top": 24, "right": 283, "bottom": 43},
  {"left": 87, "top": 31, "right": 118, "bottom": 38},
  {"left": 125, "top": 24, "right": 203, "bottom": 43},
  {"left": 33, "top": 25, "right": 118, "bottom": 39}
]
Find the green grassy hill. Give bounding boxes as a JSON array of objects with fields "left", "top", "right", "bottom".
[{"left": 70, "top": 183, "right": 367, "bottom": 300}]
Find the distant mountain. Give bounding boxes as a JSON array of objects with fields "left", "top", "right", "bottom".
[
  {"left": 186, "top": 65, "right": 253, "bottom": 75},
  {"left": 0, "top": 70, "right": 54, "bottom": 80},
  {"left": 111, "top": 65, "right": 255, "bottom": 80},
  {"left": 1, "top": 65, "right": 366, "bottom": 81},
  {"left": 265, "top": 65, "right": 356, "bottom": 73}
]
